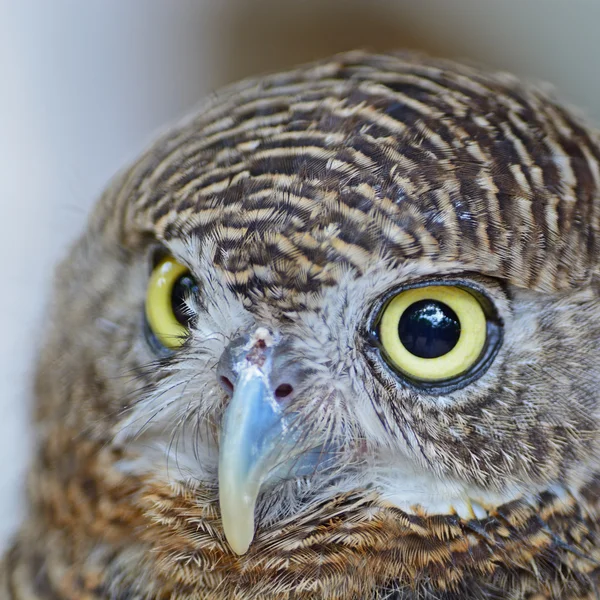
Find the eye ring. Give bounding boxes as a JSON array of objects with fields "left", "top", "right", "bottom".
[
  {"left": 378, "top": 286, "right": 487, "bottom": 382},
  {"left": 145, "top": 256, "right": 195, "bottom": 349}
]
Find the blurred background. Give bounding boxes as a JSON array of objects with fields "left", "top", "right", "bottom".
[{"left": 1, "top": 0, "right": 600, "bottom": 552}]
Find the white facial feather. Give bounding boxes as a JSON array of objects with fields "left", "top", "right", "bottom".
[{"left": 113, "top": 237, "right": 578, "bottom": 526}]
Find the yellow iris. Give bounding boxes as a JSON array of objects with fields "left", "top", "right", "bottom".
[
  {"left": 146, "top": 257, "right": 191, "bottom": 349},
  {"left": 379, "top": 286, "right": 487, "bottom": 382}
]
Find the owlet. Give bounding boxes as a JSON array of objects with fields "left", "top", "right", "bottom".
[{"left": 3, "top": 51, "right": 600, "bottom": 599}]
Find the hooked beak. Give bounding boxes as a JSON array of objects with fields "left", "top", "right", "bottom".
[{"left": 218, "top": 328, "right": 307, "bottom": 555}]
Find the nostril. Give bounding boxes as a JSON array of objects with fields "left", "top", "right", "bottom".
[
  {"left": 275, "top": 383, "right": 293, "bottom": 399},
  {"left": 220, "top": 376, "right": 234, "bottom": 394}
]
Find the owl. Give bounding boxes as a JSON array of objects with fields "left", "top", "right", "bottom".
[{"left": 3, "top": 50, "right": 600, "bottom": 600}]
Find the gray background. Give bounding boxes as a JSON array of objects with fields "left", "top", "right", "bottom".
[{"left": 1, "top": 0, "right": 599, "bottom": 551}]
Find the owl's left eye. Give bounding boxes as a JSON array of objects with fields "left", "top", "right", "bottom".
[
  {"left": 145, "top": 256, "right": 199, "bottom": 350},
  {"left": 376, "top": 285, "right": 489, "bottom": 383}
]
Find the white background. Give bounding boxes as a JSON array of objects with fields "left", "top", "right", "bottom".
[{"left": 1, "top": 0, "right": 599, "bottom": 551}]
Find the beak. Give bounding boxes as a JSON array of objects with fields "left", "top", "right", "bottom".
[{"left": 218, "top": 328, "right": 306, "bottom": 555}]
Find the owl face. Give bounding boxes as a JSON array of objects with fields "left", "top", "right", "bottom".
[
  {"left": 94, "top": 228, "right": 596, "bottom": 557},
  {"left": 34, "top": 52, "right": 600, "bottom": 596}
]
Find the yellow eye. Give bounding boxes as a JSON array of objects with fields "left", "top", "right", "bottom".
[
  {"left": 145, "top": 256, "right": 198, "bottom": 349},
  {"left": 378, "top": 286, "right": 487, "bottom": 382}
]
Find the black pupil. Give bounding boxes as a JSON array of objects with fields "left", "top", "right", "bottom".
[
  {"left": 171, "top": 274, "right": 199, "bottom": 327},
  {"left": 398, "top": 299, "right": 461, "bottom": 359}
]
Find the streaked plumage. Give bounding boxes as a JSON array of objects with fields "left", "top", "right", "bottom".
[{"left": 3, "top": 50, "right": 600, "bottom": 599}]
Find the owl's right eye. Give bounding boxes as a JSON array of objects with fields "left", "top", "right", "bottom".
[{"left": 145, "top": 256, "right": 199, "bottom": 350}]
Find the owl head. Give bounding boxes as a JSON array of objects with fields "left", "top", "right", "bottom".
[{"left": 31, "top": 51, "right": 600, "bottom": 598}]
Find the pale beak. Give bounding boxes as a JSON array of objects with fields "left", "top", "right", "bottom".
[{"left": 218, "top": 329, "right": 305, "bottom": 555}]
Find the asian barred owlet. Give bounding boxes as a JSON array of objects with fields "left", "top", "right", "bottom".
[{"left": 3, "top": 50, "right": 600, "bottom": 599}]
